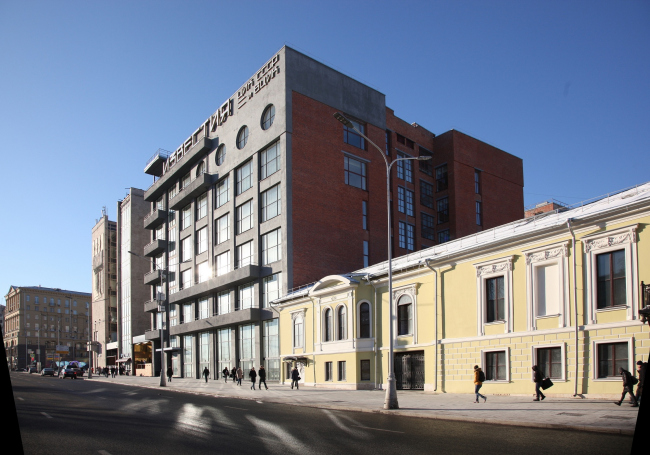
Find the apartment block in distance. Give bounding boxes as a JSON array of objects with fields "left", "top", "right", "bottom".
[
  {"left": 4, "top": 286, "right": 90, "bottom": 371},
  {"left": 139, "top": 46, "right": 524, "bottom": 381}
]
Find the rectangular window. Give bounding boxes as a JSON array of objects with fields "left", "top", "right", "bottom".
[
  {"left": 215, "top": 214, "right": 230, "bottom": 245},
  {"left": 406, "top": 224, "right": 414, "bottom": 251},
  {"left": 596, "top": 250, "right": 626, "bottom": 309},
  {"left": 437, "top": 197, "right": 449, "bottom": 224},
  {"left": 398, "top": 187, "right": 406, "bottom": 214},
  {"left": 237, "top": 200, "right": 254, "bottom": 234},
  {"left": 236, "top": 161, "right": 253, "bottom": 195},
  {"left": 261, "top": 184, "right": 281, "bottom": 222},
  {"left": 343, "top": 119, "right": 365, "bottom": 149},
  {"left": 486, "top": 276, "right": 505, "bottom": 322},
  {"left": 435, "top": 164, "right": 448, "bottom": 192},
  {"left": 419, "top": 147, "right": 433, "bottom": 175},
  {"left": 325, "top": 362, "right": 333, "bottom": 381},
  {"left": 397, "top": 300, "right": 412, "bottom": 335},
  {"left": 216, "top": 251, "right": 230, "bottom": 276},
  {"left": 198, "top": 298, "right": 209, "bottom": 319},
  {"left": 217, "top": 328, "right": 231, "bottom": 372},
  {"left": 263, "top": 273, "right": 282, "bottom": 308},
  {"left": 385, "top": 130, "right": 390, "bottom": 155},
  {"left": 181, "top": 173, "right": 191, "bottom": 190},
  {"left": 475, "top": 170, "right": 481, "bottom": 194},
  {"left": 485, "top": 351, "right": 507, "bottom": 381},
  {"left": 360, "top": 359, "right": 371, "bottom": 381},
  {"left": 420, "top": 180, "right": 434, "bottom": 208},
  {"left": 537, "top": 347, "right": 562, "bottom": 379},
  {"left": 199, "top": 332, "right": 210, "bottom": 374},
  {"left": 237, "top": 241, "right": 253, "bottom": 268},
  {"left": 196, "top": 227, "right": 208, "bottom": 255},
  {"left": 197, "top": 261, "right": 211, "bottom": 283},
  {"left": 263, "top": 320, "right": 280, "bottom": 381},
  {"left": 260, "top": 142, "right": 281, "bottom": 179},
  {"left": 398, "top": 221, "right": 407, "bottom": 249},
  {"left": 183, "top": 335, "right": 193, "bottom": 378},
  {"left": 181, "top": 236, "right": 192, "bottom": 262},
  {"left": 362, "top": 201, "right": 368, "bottom": 230},
  {"left": 397, "top": 154, "right": 413, "bottom": 182},
  {"left": 196, "top": 193, "right": 208, "bottom": 220},
  {"left": 181, "top": 269, "right": 192, "bottom": 290},
  {"left": 217, "top": 290, "right": 230, "bottom": 315},
  {"left": 405, "top": 189, "right": 414, "bottom": 216},
  {"left": 215, "top": 176, "right": 229, "bottom": 208},
  {"left": 535, "top": 264, "right": 560, "bottom": 316},
  {"left": 344, "top": 156, "right": 367, "bottom": 190},
  {"left": 181, "top": 205, "right": 191, "bottom": 231},
  {"left": 293, "top": 316, "right": 304, "bottom": 348},
  {"left": 476, "top": 201, "right": 482, "bottom": 226},
  {"left": 421, "top": 213, "right": 435, "bottom": 240},
  {"left": 338, "top": 361, "right": 346, "bottom": 381},
  {"left": 183, "top": 303, "right": 193, "bottom": 324},
  {"left": 262, "top": 229, "right": 282, "bottom": 265},
  {"left": 363, "top": 241, "right": 369, "bottom": 267},
  {"left": 238, "top": 283, "right": 255, "bottom": 310},
  {"left": 438, "top": 229, "right": 450, "bottom": 244},
  {"left": 597, "top": 342, "right": 628, "bottom": 378},
  {"left": 239, "top": 324, "right": 255, "bottom": 370}
]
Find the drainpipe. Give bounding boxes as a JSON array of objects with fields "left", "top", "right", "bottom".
[
  {"left": 567, "top": 219, "right": 579, "bottom": 397},
  {"left": 425, "top": 259, "right": 438, "bottom": 392},
  {"left": 365, "top": 273, "right": 380, "bottom": 390}
]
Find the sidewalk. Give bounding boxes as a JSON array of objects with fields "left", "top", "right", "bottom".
[{"left": 87, "top": 374, "right": 639, "bottom": 436}]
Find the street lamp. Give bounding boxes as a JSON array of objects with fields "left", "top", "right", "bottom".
[
  {"left": 334, "top": 112, "right": 431, "bottom": 409},
  {"left": 128, "top": 250, "right": 168, "bottom": 387}
]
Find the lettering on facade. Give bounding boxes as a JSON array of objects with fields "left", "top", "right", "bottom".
[{"left": 237, "top": 53, "right": 281, "bottom": 109}]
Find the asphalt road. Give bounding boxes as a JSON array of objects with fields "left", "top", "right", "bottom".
[{"left": 10, "top": 372, "right": 634, "bottom": 455}]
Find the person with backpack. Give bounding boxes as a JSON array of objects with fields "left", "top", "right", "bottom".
[
  {"left": 635, "top": 361, "right": 646, "bottom": 404},
  {"left": 473, "top": 365, "right": 487, "bottom": 403},
  {"left": 615, "top": 367, "right": 639, "bottom": 407},
  {"left": 532, "top": 365, "right": 546, "bottom": 401},
  {"left": 222, "top": 366, "right": 229, "bottom": 383}
]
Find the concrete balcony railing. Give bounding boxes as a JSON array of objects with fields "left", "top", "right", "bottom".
[
  {"left": 144, "top": 300, "right": 159, "bottom": 313},
  {"left": 144, "top": 329, "right": 161, "bottom": 341},
  {"left": 168, "top": 263, "right": 260, "bottom": 305},
  {"left": 143, "top": 270, "right": 163, "bottom": 286},
  {"left": 144, "top": 239, "right": 168, "bottom": 257},
  {"left": 169, "top": 173, "right": 217, "bottom": 211},
  {"left": 144, "top": 209, "right": 167, "bottom": 230}
]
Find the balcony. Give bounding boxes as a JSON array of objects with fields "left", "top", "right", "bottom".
[
  {"left": 144, "top": 270, "right": 163, "bottom": 286},
  {"left": 168, "top": 263, "right": 260, "bottom": 305},
  {"left": 144, "top": 299, "right": 159, "bottom": 313},
  {"left": 144, "top": 209, "right": 167, "bottom": 230},
  {"left": 144, "top": 239, "right": 168, "bottom": 257},
  {"left": 144, "top": 137, "right": 213, "bottom": 202},
  {"left": 92, "top": 254, "right": 103, "bottom": 271},
  {"left": 144, "top": 329, "right": 161, "bottom": 341},
  {"left": 169, "top": 308, "right": 274, "bottom": 336},
  {"left": 169, "top": 173, "right": 217, "bottom": 211},
  {"left": 144, "top": 149, "right": 171, "bottom": 177}
]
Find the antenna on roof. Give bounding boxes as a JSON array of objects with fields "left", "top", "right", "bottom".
[{"left": 102, "top": 206, "right": 107, "bottom": 217}]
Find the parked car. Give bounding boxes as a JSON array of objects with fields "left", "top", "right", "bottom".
[
  {"left": 61, "top": 367, "right": 81, "bottom": 379},
  {"left": 41, "top": 368, "right": 55, "bottom": 377},
  {"left": 29, "top": 366, "right": 38, "bottom": 374}
]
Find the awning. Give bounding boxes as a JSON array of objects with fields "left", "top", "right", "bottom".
[{"left": 115, "top": 358, "right": 131, "bottom": 363}]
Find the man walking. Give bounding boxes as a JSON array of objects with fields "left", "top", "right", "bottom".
[
  {"left": 615, "top": 367, "right": 639, "bottom": 407},
  {"left": 223, "top": 366, "right": 229, "bottom": 383},
  {"left": 249, "top": 367, "right": 257, "bottom": 390},
  {"left": 636, "top": 360, "right": 646, "bottom": 404},
  {"left": 202, "top": 366, "right": 210, "bottom": 383},
  {"left": 291, "top": 366, "right": 300, "bottom": 390},
  {"left": 167, "top": 366, "right": 173, "bottom": 382},
  {"left": 532, "top": 365, "right": 546, "bottom": 401},
  {"left": 258, "top": 365, "right": 268, "bottom": 390},
  {"left": 236, "top": 366, "right": 243, "bottom": 386},
  {"left": 473, "top": 365, "right": 487, "bottom": 403}
]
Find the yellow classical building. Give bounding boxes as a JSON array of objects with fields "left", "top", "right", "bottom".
[{"left": 274, "top": 182, "right": 650, "bottom": 397}]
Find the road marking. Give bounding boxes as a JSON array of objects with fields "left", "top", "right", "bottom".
[
  {"left": 17, "top": 397, "right": 24, "bottom": 401},
  {"left": 224, "top": 405, "right": 248, "bottom": 411},
  {"left": 256, "top": 401, "right": 263, "bottom": 404},
  {"left": 41, "top": 412, "right": 52, "bottom": 419},
  {"left": 98, "top": 451, "right": 112, "bottom": 455},
  {"left": 352, "top": 425, "right": 404, "bottom": 433}
]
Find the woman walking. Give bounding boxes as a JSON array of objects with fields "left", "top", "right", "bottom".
[{"left": 236, "top": 366, "right": 243, "bottom": 386}]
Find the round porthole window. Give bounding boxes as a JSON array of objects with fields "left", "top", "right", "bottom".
[
  {"left": 216, "top": 144, "right": 226, "bottom": 166},
  {"left": 237, "top": 126, "right": 249, "bottom": 150},
  {"left": 261, "top": 104, "right": 275, "bottom": 130}
]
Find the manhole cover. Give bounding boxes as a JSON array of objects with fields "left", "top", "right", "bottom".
[
  {"left": 601, "top": 415, "right": 633, "bottom": 420},
  {"left": 557, "top": 412, "right": 585, "bottom": 417}
]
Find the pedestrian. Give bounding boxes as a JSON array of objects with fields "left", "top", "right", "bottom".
[
  {"left": 532, "top": 365, "right": 546, "bottom": 401},
  {"left": 615, "top": 367, "right": 639, "bottom": 407},
  {"left": 203, "top": 366, "right": 210, "bottom": 383},
  {"left": 223, "top": 366, "right": 229, "bottom": 383},
  {"left": 291, "top": 366, "right": 300, "bottom": 390},
  {"left": 249, "top": 367, "right": 257, "bottom": 390},
  {"left": 636, "top": 360, "right": 646, "bottom": 404},
  {"left": 236, "top": 366, "right": 243, "bottom": 386},
  {"left": 258, "top": 365, "right": 268, "bottom": 390},
  {"left": 167, "top": 366, "right": 173, "bottom": 382},
  {"left": 473, "top": 365, "right": 487, "bottom": 403},
  {"left": 111, "top": 367, "right": 116, "bottom": 378},
  {"left": 231, "top": 368, "right": 236, "bottom": 382}
]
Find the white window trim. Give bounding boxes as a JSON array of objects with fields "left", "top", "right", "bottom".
[
  {"left": 531, "top": 342, "right": 566, "bottom": 382},
  {"left": 356, "top": 299, "right": 373, "bottom": 339},
  {"left": 474, "top": 256, "right": 514, "bottom": 336},
  {"left": 321, "top": 306, "right": 334, "bottom": 344},
  {"left": 591, "top": 337, "right": 635, "bottom": 382},
  {"left": 582, "top": 225, "right": 639, "bottom": 324},
  {"left": 480, "top": 347, "right": 511, "bottom": 383},
  {"left": 335, "top": 303, "right": 349, "bottom": 341},
  {"left": 524, "top": 242, "right": 570, "bottom": 331},
  {"left": 393, "top": 284, "right": 418, "bottom": 344},
  {"left": 290, "top": 309, "right": 306, "bottom": 351}
]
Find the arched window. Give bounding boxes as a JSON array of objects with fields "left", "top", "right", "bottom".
[
  {"left": 196, "top": 161, "right": 205, "bottom": 177},
  {"left": 397, "top": 295, "right": 412, "bottom": 336},
  {"left": 261, "top": 104, "right": 275, "bottom": 130},
  {"left": 359, "top": 302, "right": 370, "bottom": 338},
  {"left": 237, "top": 126, "right": 249, "bottom": 149},
  {"left": 337, "top": 306, "right": 346, "bottom": 340},
  {"left": 324, "top": 308, "right": 332, "bottom": 342},
  {"left": 216, "top": 144, "right": 226, "bottom": 166}
]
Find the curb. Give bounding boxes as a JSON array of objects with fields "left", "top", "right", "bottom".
[{"left": 99, "top": 378, "right": 636, "bottom": 436}]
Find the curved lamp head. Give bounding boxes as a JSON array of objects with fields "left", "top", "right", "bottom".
[{"left": 333, "top": 112, "right": 354, "bottom": 128}]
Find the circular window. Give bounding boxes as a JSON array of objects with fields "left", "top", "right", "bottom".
[
  {"left": 236, "top": 126, "right": 249, "bottom": 149},
  {"left": 261, "top": 105, "right": 275, "bottom": 130},
  {"left": 216, "top": 145, "right": 226, "bottom": 166}
]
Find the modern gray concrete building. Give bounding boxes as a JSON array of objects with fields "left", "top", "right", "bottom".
[
  {"left": 139, "top": 46, "right": 524, "bottom": 382},
  {"left": 115, "top": 188, "right": 152, "bottom": 375}
]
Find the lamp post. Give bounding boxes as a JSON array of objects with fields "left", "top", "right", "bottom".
[
  {"left": 128, "top": 250, "right": 168, "bottom": 387},
  {"left": 334, "top": 112, "right": 431, "bottom": 409}
]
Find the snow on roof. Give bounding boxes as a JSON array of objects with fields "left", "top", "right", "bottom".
[{"left": 272, "top": 181, "right": 650, "bottom": 305}]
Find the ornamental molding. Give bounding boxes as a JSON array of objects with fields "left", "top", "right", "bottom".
[
  {"left": 584, "top": 229, "right": 635, "bottom": 253},
  {"left": 290, "top": 309, "right": 307, "bottom": 321},
  {"left": 525, "top": 245, "right": 568, "bottom": 265},
  {"left": 476, "top": 261, "right": 512, "bottom": 277},
  {"left": 392, "top": 283, "right": 418, "bottom": 301}
]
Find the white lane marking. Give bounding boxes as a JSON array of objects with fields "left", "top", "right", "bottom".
[
  {"left": 175, "top": 403, "right": 211, "bottom": 438},
  {"left": 246, "top": 415, "right": 308, "bottom": 455},
  {"left": 17, "top": 397, "right": 24, "bottom": 401},
  {"left": 41, "top": 412, "right": 52, "bottom": 419},
  {"left": 224, "top": 406, "right": 248, "bottom": 411},
  {"left": 98, "top": 450, "right": 112, "bottom": 455},
  {"left": 256, "top": 401, "right": 263, "bottom": 404},
  {"left": 322, "top": 409, "right": 369, "bottom": 439},
  {"left": 351, "top": 425, "right": 404, "bottom": 433}
]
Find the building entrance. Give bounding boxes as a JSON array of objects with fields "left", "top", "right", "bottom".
[{"left": 395, "top": 351, "right": 424, "bottom": 390}]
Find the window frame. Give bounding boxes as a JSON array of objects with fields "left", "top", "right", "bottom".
[
  {"left": 343, "top": 118, "right": 365, "bottom": 150},
  {"left": 393, "top": 285, "right": 418, "bottom": 342},
  {"left": 344, "top": 154, "right": 367, "bottom": 190},
  {"left": 592, "top": 338, "right": 634, "bottom": 381},
  {"left": 236, "top": 125, "right": 249, "bottom": 149},
  {"left": 475, "top": 256, "right": 514, "bottom": 336},
  {"left": 236, "top": 199, "right": 254, "bottom": 234},
  {"left": 236, "top": 161, "right": 253, "bottom": 195},
  {"left": 481, "top": 348, "right": 510, "bottom": 382},
  {"left": 532, "top": 343, "right": 566, "bottom": 381},
  {"left": 261, "top": 104, "right": 275, "bottom": 130},
  {"left": 357, "top": 300, "right": 372, "bottom": 339}
]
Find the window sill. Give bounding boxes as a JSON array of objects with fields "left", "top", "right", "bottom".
[
  {"left": 596, "top": 305, "right": 628, "bottom": 313},
  {"left": 535, "top": 314, "right": 560, "bottom": 320},
  {"left": 592, "top": 378, "right": 621, "bottom": 382},
  {"left": 484, "top": 320, "right": 506, "bottom": 326},
  {"left": 396, "top": 334, "right": 413, "bottom": 338},
  {"left": 484, "top": 380, "right": 510, "bottom": 383}
]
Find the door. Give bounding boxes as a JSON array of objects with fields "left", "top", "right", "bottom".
[{"left": 395, "top": 351, "right": 425, "bottom": 390}]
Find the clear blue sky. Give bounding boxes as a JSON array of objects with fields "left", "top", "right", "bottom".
[{"left": 1, "top": 1, "right": 648, "bottom": 298}]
